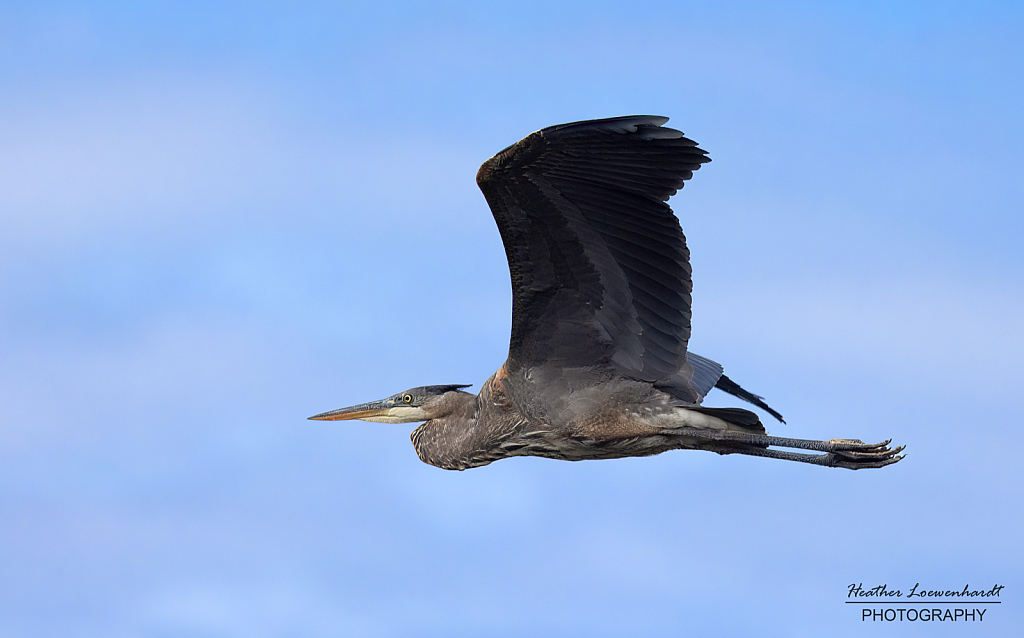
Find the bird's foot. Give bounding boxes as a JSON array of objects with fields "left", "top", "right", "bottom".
[{"left": 823, "top": 438, "right": 905, "bottom": 469}]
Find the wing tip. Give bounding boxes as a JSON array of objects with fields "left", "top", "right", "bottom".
[{"left": 550, "top": 115, "right": 672, "bottom": 136}]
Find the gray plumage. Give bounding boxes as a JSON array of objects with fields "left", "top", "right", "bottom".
[{"left": 310, "top": 116, "right": 903, "bottom": 471}]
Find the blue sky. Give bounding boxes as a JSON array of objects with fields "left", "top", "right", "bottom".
[{"left": 2, "top": 1, "right": 1022, "bottom": 636}]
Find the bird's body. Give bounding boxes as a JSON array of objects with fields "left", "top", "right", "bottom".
[
  {"left": 410, "top": 367, "right": 763, "bottom": 470},
  {"left": 311, "top": 116, "right": 903, "bottom": 471}
]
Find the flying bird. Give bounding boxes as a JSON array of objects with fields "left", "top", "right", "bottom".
[{"left": 310, "top": 116, "right": 904, "bottom": 471}]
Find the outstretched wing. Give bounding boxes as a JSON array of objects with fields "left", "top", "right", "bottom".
[{"left": 476, "top": 116, "right": 709, "bottom": 399}]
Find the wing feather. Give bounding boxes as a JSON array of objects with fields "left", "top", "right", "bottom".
[{"left": 477, "top": 116, "right": 710, "bottom": 399}]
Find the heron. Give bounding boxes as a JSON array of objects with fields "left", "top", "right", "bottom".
[{"left": 310, "top": 116, "right": 904, "bottom": 471}]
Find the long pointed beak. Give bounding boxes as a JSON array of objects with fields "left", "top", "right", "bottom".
[{"left": 308, "top": 400, "right": 392, "bottom": 421}]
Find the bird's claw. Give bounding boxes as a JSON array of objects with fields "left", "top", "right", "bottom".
[{"left": 826, "top": 440, "right": 905, "bottom": 469}]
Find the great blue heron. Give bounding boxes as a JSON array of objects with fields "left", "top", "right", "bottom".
[{"left": 310, "top": 116, "right": 904, "bottom": 471}]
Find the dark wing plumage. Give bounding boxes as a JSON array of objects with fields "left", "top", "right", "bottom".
[{"left": 476, "top": 116, "right": 710, "bottom": 400}]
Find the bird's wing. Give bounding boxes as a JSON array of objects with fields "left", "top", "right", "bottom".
[
  {"left": 685, "top": 351, "right": 725, "bottom": 399},
  {"left": 476, "top": 116, "right": 709, "bottom": 398}
]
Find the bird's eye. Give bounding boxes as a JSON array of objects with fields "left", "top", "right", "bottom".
[{"left": 403, "top": 394, "right": 413, "bottom": 403}]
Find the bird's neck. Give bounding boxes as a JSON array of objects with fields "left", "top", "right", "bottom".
[{"left": 409, "top": 392, "right": 485, "bottom": 470}]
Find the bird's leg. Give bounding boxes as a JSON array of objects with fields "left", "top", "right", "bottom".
[
  {"left": 672, "top": 428, "right": 905, "bottom": 470},
  {"left": 719, "top": 444, "right": 903, "bottom": 469}
]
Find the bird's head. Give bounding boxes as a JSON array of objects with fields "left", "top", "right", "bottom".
[{"left": 308, "top": 384, "right": 473, "bottom": 423}]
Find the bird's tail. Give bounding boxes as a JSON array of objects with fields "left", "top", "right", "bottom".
[{"left": 714, "top": 374, "right": 786, "bottom": 423}]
